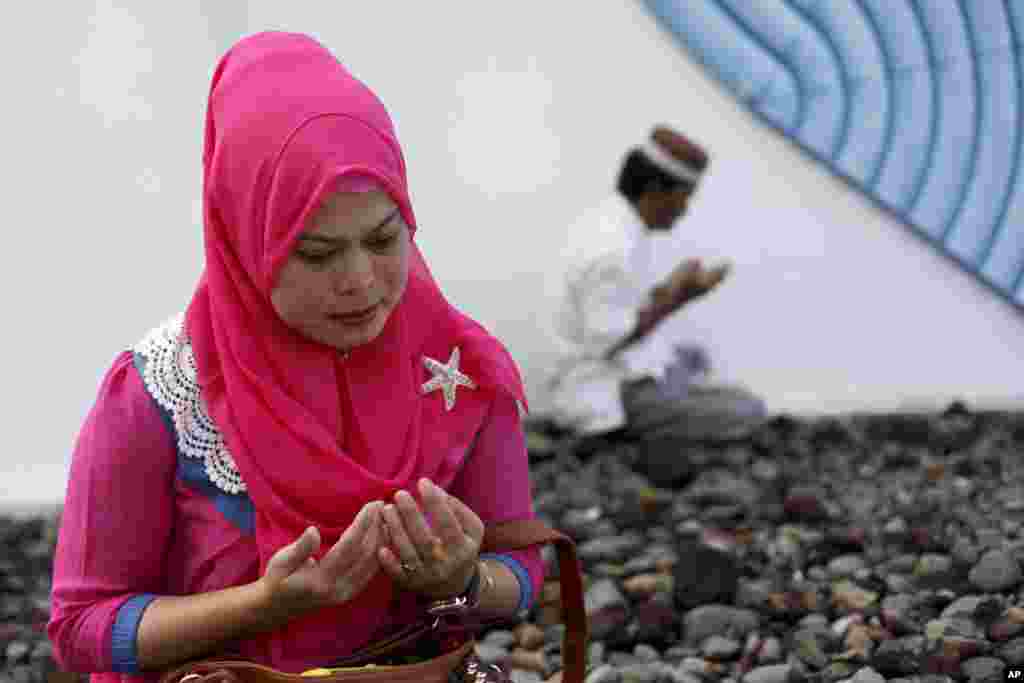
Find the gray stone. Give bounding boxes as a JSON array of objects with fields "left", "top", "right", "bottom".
[
  {"left": 972, "top": 597, "right": 1006, "bottom": 625},
  {"left": 853, "top": 567, "right": 874, "bottom": 582},
  {"left": 566, "top": 485, "right": 604, "bottom": 510},
  {"left": 880, "top": 592, "right": 916, "bottom": 618},
  {"left": 510, "top": 671, "right": 544, "bottom": 683},
  {"left": 830, "top": 614, "right": 861, "bottom": 638},
  {"left": 674, "top": 540, "right": 742, "bottom": 609},
  {"left": 618, "top": 663, "right": 664, "bottom": 683},
  {"left": 678, "top": 658, "right": 713, "bottom": 675},
  {"left": 579, "top": 534, "right": 647, "bottom": 564},
  {"left": 783, "top": 487, "right": 829, "bottom": 522},
  {"left": 701, "top": 635, "right": 741, "bottom": 660},
  {"left": 22, "top": 411, "right": 1024, "bottom": 683},
  {"left": 990, "top": 617, "right": 1024, "bottom": 641},
  {"left": 524, "top": 429, "right": 558, "bottom": 459},
  {"left": 941, "top": 595, "right": 989, "bottom": 620},
  {"left": 589, "top": 520, "right": 620, "bottom": 540},
  {"left": 662, "top": 645, "right": 697, "bottom": 663},
  {"left": 0, "top": 574, "right": 27, "bottom": 593},
  {"left": 4, "top": 640, "right": 30, "bottom": 664},
  {"left": 806, "top": 566, "right": 828, "bottom": 582},
  {"left": 532, "top": 492, "right": 561, "bottom": 517},
  {"left": 684, "top": 469, "right": 761, "bottom": 509},
  {"left": 999, "top": 636, "right": 1024, "bottom": 665},
  {"left": 735, "top": 579, "right": 774, "bottom": 611},
  {"left": 970, "top": 550, "right": 1022, "bottom": 592},
  {"left": 953, "top": 539, "right": 982, "bottom": 567},
  {"left": 541, "top": 545, "right": 560, "bottom": 578},
  {"left": 751, "top": 458, "right": 780, "bottom": 481},
  {"left": 589, "top": 605, "right": 632, "bottom": 641},
  {"left": 741, "top": 664, "right": 791, "bottom": 683},
  {"left": 876, "top": 593, "right": 933, "bottom": 638},
  {"left": 819, "top": 662, "right": 857, "bottom": 682},
  {"left": 960, "top": 656, "right": 1005, "bottom": 681},
  {"left": 590, "top": 562, "right": 627, "bottom": 579},
  {"left": 633, "top": 644, "right": 660, "bottom": 662},
  {"left": 978, "top": 528, "right": 1006, "bottom": 550},
  {"left": 483, "top": 630, "right": 517, "bottom": 649},
  {"left": 544, "top": 624, "right": 567, "bottom": 647},
  {"left": 631, "top": 438, "right": 696, "bottom": 488},
  {"left": 884, "top": 517, "right": 909, "bottom": 536},
  {"left": 915, "top": 554, "right": 955, "bottom": 581},
  {"left": 790, "top": 627, "right": 830, "bottom": 669},
  {"left": 584, "top": 664, "right": 621, "bottom": 683},
  {"left": 831, "top": 579, "right": 879, "bottom": 611},
  {"left": 927, "top": 616, "right": 988, "bottom": 641},
  {"left": 925, "top": 671, "right": 962, "bottom": 683},
  {"left": 871, "top": 637, "right": 924, "bottom": 676},
  {"left": 622, "top": 555, "right": 660, "bottom": 576},
  {"left": 682, "top": 605, "right": 760, "bottom": 645},
  {"left": 474, "top": 643, "right": 508, "bottom": 665},
  {"left": 0, "top": 597, "right": 23, "bottom": 620},
  {"left": 849, "top": 667, "right": 885, "bottom": 683},
  {"left": 607, "top": 653, "right": 642, "bottom": 668},
  {"left": 798, "top": 613, "right": 829, "bottom": 630},
  {"left": 885, "top": 554, "right": 919, "bottom": 574},
  {"left": 585, "top": 579, "right": 628, "bottom": 615},
  {"left": 757, "top": 637, "right": 784, "bottom": 664},
  {"left": 665, "top": 670, "right": 703, "bottom": 683},
  {"left": 721, "top": 445, "right": 754, "bottom": 468},
  {"left": 561, "top": 507, "right": 605, "bottom": 538},
  {"left": 634, "top": 599, "right": 682, "bottom": 647},
  {"left": 827, "top": 554, "right": 867, "bottom": 578},
  {"left": 29, "top": 640, "right": 53, "bottom": 661},
  {"left": 886, "top": 573, "right": 914, "bottom": 593}
]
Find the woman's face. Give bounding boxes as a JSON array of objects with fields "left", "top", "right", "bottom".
[{"left": 271, "top": 190, "right": 410, "bottom": 352}]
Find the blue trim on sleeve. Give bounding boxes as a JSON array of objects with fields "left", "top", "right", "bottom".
[
  {"left": 480, "top": 553, "right": 533, "bottom": 614},
  {"left": 177, "top": 455, "right": 256, "bottom": 534},
  {"left": 111, "top": 593, "right": 159, "bottom": 673},
  {"left": 131, "top": 352, "right": 256, "bottom": 535}
]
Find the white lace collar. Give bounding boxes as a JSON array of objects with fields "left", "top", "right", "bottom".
[{"left": 132, "top": 314, "right": 247, "bottom": 495}]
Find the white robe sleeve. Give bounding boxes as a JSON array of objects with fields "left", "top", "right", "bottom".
[
  {"left": 570, "top": 255, "right": 639, "bottom": 358},
  {"left": 546, "top": 196, "right": 656, "bottom": 434}
]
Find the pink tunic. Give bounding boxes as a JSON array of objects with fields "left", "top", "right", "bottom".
[{"left": 48, "top": 351, "right": 543, "bottom": 679}]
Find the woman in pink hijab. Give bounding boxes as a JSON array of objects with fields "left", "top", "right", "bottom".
[{"left": 47, "top": 32, "right": 543, "bottom": 677}]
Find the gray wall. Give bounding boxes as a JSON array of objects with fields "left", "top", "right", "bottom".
[{"left": 3, "top": 2, "right": 1021, "bottom": 508}]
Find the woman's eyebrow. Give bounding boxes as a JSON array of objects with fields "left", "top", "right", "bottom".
[{"left": 300, "top": 209, "right": 400, "bottom": 244}]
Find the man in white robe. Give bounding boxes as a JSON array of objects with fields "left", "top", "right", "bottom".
[{"left": 546, "top": 126, "right": 765, "bottom": 446}]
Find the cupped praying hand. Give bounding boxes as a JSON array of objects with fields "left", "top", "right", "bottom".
[
  {"left": 378, "top": 478, "right": 484, "bottom": 600},
  {"left": 258, "top": 477, "right": 484, "bottom": 624},
  {"left": 259, "top": 500, "right": 385, "bottom": 621}
]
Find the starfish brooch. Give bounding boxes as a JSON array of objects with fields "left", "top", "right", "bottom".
[{"left": 421, "top": 347, "right": 477, "bottom": 411}]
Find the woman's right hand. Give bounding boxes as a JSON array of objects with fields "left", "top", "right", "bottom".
[{"left": 258, "top": 501, "right": 384, "bottom": 621}]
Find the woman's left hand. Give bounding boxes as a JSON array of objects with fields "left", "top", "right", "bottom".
[{"left": 378, "top": 477, "right": 484, "bottom": 600}]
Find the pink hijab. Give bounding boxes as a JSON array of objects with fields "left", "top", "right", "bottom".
[{"left": 185, "top": 32, "right": 527, "bottom": 662}]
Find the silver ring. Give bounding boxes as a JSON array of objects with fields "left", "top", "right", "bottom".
[
  {"left": 180, "top": 675, "right": 203, "bottom": 683},
  {"left": 400, "top": 561, "right": 420, "bottom": 574}
]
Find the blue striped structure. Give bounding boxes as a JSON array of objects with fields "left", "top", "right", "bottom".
[{"left": 644, "top": 0, "right": 1024, "bottom": 312}]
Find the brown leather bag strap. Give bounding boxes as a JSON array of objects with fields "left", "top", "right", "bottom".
[
  {"left": 149, "top": 520, "right": 587, "bottom": 683},
  {"left": 482, "top": 519, "right": 588, "bottom": 683}
]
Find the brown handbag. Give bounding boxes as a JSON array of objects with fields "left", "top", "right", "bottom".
[{"left": 155, "top": 520, "right": 588, "bottom": 683}]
